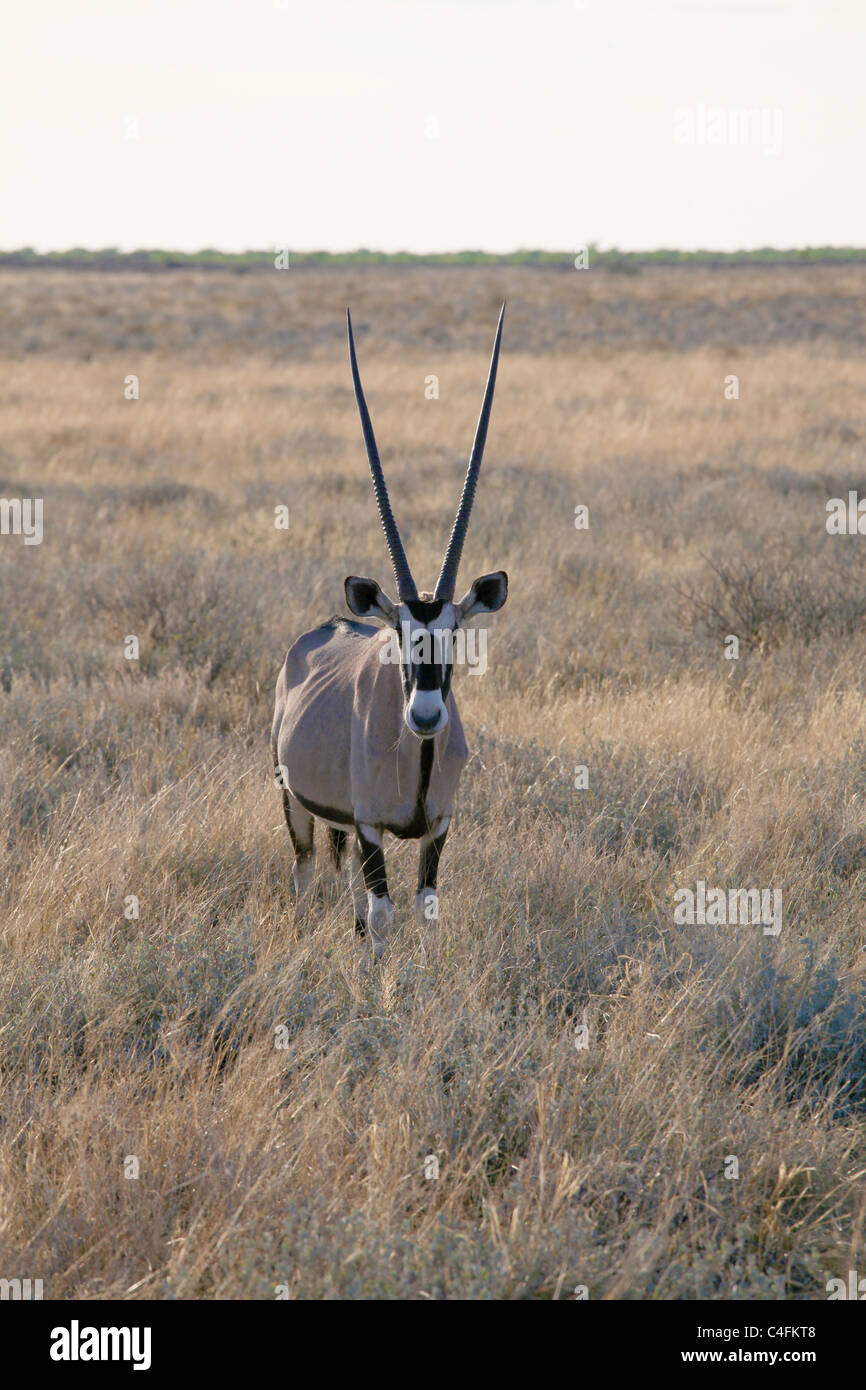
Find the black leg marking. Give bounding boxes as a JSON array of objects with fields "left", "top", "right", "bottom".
[
  {"left": 356, "top": 827, "right": 389, "bottom": 899},
  {"left": 327, "top": 826, "right": 347, "bottom": 869},
  {"left": 417, "top": 829, "right": 448, "bottom": 894},
  {"left": 282, "top": 788, "right": 313, "bottom": 861},
  {"left": 354, "top": 916, "right": 367, "bottom": 938}
]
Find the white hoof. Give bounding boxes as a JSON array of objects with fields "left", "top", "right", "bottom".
[{"left": 367, "top": 894, "right": 394, "bottom": 961}]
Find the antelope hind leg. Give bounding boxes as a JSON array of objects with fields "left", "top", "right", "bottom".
[{"left": 282, "top": 790, "right": 316, "bottom": 920}]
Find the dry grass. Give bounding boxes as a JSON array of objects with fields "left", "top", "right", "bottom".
[{"left": 2, "top": 265, "right": 866, "bottom": 1299}]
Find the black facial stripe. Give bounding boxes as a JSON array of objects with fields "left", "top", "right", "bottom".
[
  {"left": 406, "top": 599, "right": 446, "bottom": 622},
  {"left": 401, "top": 622, "right": 459, "bottom": 697},
  {"left": 414, "top": 661, "right": 444, "bottom": 691}
]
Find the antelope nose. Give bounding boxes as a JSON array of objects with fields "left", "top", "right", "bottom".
[{"left": 411, "top": 709, "right": 440, "bottom": 731}]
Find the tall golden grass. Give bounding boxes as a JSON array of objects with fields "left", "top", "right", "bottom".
[{"left": 1, "top": 265, "right": 865, "bottom": 1298}]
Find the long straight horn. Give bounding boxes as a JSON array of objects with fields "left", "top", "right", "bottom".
[
  {"left": 434, "top": 303, "right": 505, "bottom": 601},
  {"left": 347, "top": 308, "right": 418, "bottom": 601}
]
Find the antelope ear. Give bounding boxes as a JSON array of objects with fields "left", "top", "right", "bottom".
[
  {"left": 456, "top": 571, "right": 508, "bottom": 621},
  {"left": 344, "top": 576, "right": 396, "bottom": 622}
]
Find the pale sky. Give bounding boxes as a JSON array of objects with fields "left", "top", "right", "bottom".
[{"left": 1, "top": 0, "right": 863, "bottom": 252}]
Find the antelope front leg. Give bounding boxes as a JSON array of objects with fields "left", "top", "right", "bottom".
[
  {"left": 415, "top": 816, "right": 449, "bottom": 930},
  {"left": 356, "top": 823, "right": 393, "bottom": 960}
]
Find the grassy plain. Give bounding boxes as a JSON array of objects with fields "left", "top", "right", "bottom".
[{"left": 1, "top": 263, "right": 866, "bottom": 1297}]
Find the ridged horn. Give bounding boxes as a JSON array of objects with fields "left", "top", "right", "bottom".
[
  {"left": 434, "top": 303, "right": 505, "bottom": 600},
  {"left": 346, "top": 308, "right": 418, "bottom": 602}
]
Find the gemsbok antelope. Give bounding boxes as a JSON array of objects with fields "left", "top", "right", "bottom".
[{"left": 272, "top": 305, "right": 508, "bottom": 958}]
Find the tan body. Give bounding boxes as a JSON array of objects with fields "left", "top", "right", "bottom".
[{"left": 272, "top": 616, "right": 468, "bottom": 835}]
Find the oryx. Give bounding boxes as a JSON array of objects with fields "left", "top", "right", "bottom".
[{"left": 272, "top": 305, "right": 508, "bottom": 958}]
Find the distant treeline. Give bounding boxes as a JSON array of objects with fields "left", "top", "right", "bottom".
[{"left": 1, "top": 246, "right": 864, "bottom": 272}]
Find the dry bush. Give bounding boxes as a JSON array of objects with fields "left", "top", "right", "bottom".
[{"left": 680, "top": 541, "right": 866, "bottom": 650}]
